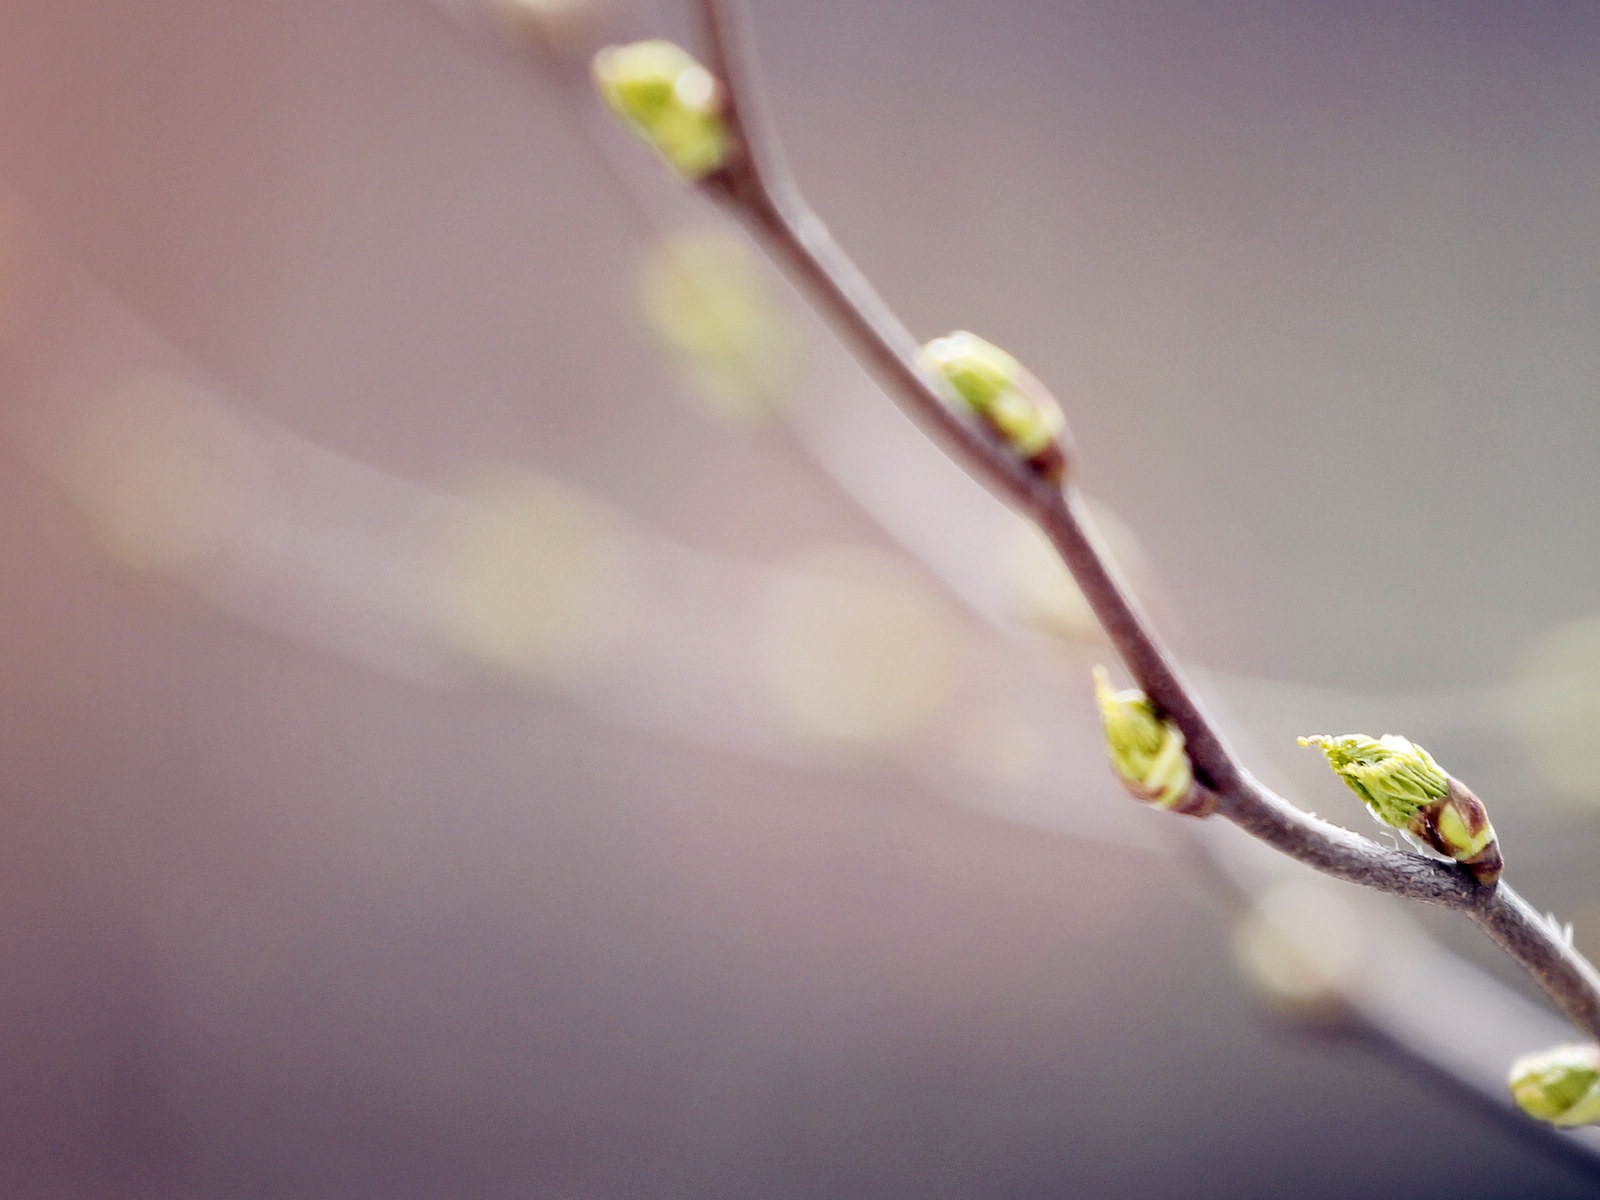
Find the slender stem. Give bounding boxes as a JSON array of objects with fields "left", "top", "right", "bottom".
[{"left": 690, "top": 0, "right": 1600, "bottom": 1047}]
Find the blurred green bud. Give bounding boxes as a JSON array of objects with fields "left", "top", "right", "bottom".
[
  {"left": 1093, "top": 667, "right": 1211, "bottom": 816},
  {"left": 1232, "top": 880, "right": 1368, "bottom": 1027},
  {"left": 920, "top": 331, "right": 1020, "bottom": 411},
  {"left": 592, "top": 40, "right": 732, "bottom": 180},
  {"left": 638, "top": 229, "right": 796, "bottom": 421},
  {"left": 1300, "top": 734, "right": 1502, "bottom": 885},
  {"left": 1508, "top": 1044, "right": 1600, "bottom": 1127},
  {"left": 918, "top": 331, "right": 1068, "bottom": 481}
]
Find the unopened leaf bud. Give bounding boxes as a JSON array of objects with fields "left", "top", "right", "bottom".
[
  {"left": 1093, "top": 667, "right": 1212, "bottom": 816},
  {"left": 918, "top": 331, "right": 1069, "bottom": 482},
  {"left": 1299, "top": 733, "right": 1502, "bottom": 885},
  {"left": 592, "top": 40, "right": 732, "bottom": 180},
  {"left": 1508, "top": 1043, "right": 1600, "bottom": 1127}
]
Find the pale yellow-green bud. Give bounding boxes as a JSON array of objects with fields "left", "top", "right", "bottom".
[
  {"left": 917, "top": 331, "right": 1068, "bottom": 481},
  {"left": 1232, "top": 880, "right": 1369, "bottom": 1026},
  {"left": 637, "top": 229, "right": 796, "bottom": 421},
  {"left": 592, "top": 40, "right": 732, "bottom": 180},
  {"left": 1093, "top": 667, "right": 1210, "bottom": 816},
  {"left": 1508, "top": 1043, "right": 1600, "bottom": 1127},
  {"left": 1300, "top": 733, "right": 1502, "bottom": 885},
  {"left": 919, "top": 331, "right": 1020, "bottom": 411}
]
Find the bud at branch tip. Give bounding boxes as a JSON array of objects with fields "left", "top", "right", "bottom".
[{"left": 592, "top": 40, "right": 733, "bottom": 180}]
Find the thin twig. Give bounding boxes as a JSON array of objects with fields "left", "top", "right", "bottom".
[{"left": 689, "top": 0, "right": 1600, "bottom": 1047}]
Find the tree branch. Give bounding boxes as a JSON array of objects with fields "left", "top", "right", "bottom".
[{"left": 689, "top": 0, "right": 1600, "bottom": 1047}]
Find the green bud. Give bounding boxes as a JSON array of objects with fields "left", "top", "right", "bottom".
[
  {"left": 1508, "top": 1044, "right": 1600, "bottom": 1127},
  {"left": 592, "top": 40, "right": 732, "bottom": 180},
  {"left": 1300, "top": 734, "right": 1502, "bottom": 885},
  {"left": 1297, "top": 734, "right": 1447, "bottom": 826},
  {"left": 638, "top": 229, "right": 796, "bottom": 420},
  {"left": 918, "top": 331, "right": 1068, "bottom": 481},
  {"left": 920, "top": 331, "right": 1020, "bottom": 411},
  {"left": 1093, "top": 667, "right": 1211, "bottom": 816}
]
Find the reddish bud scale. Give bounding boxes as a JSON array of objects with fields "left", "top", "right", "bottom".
[
  {"left": 1010, "top": 367, "right": 1071, "bottom": 485},
  {"left": 1410, "top": 778, "right": 1502, "bottom": 887},
  {"left": 1024, "top": 439, "right": 1067, "bottom": 485}
]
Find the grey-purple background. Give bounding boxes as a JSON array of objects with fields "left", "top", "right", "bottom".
[{"left": 0, "top": 2, "right": 1598, "bottom": 1197}]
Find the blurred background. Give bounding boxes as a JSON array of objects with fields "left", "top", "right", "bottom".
[{"left": 0, "top": 1, "right": 1599, "bottom": 1196}]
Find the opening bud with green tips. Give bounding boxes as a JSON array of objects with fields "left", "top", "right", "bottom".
[
  {"left": 592, "top": 40, "right": 733, "bottom": 180},
  {"left": 1508, "top": 1043, "right": 1600, "bottom": 1127},
  {"left": 1093, "top": 667, "right": 1212, "bottom": 817},
  {"left": 917, "top": 331, "right": 1069, "bottom": 483},
  {"left": 1298, "top": 733, "right": 1502, "bottom": 886}
]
